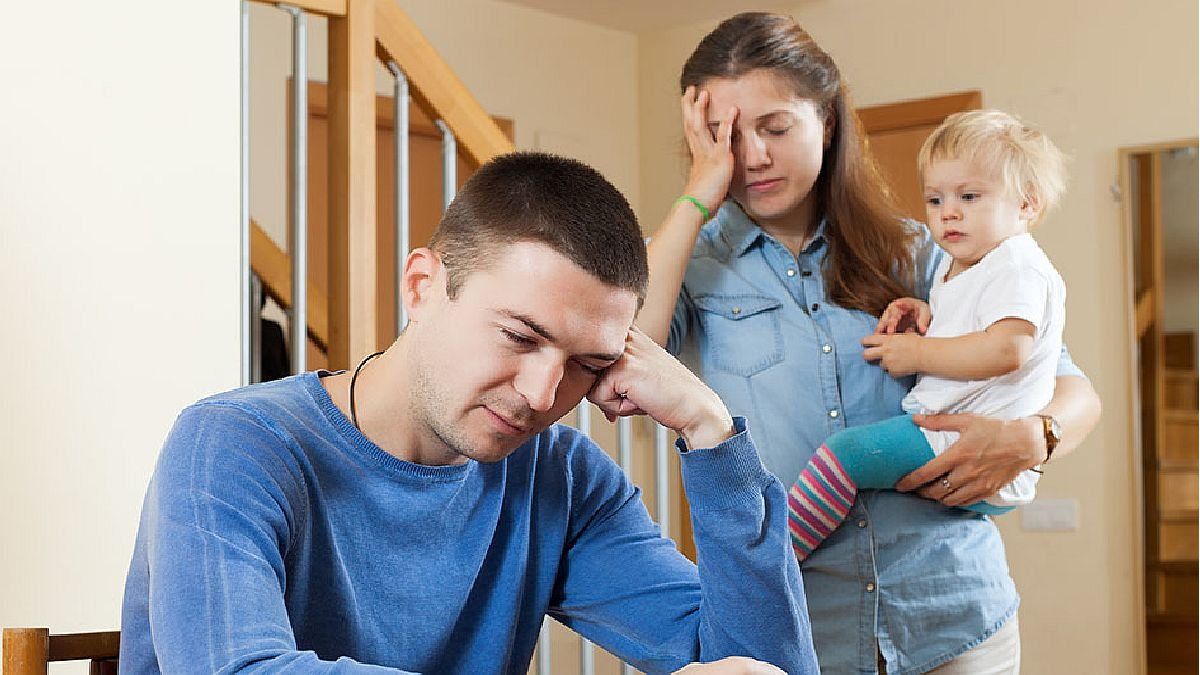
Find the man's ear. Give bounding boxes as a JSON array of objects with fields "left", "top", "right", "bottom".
[{"left": 403, "top": 247, "right": 444, "bottom": 322}]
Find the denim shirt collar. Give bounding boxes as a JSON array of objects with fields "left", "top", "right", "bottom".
[{"left": 714, "top": 201, "right": 829, "bottom": 258}]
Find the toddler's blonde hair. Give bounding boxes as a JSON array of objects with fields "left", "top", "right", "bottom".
[{"left": 918, "top": 110, "right": 1066, "bottom": 225}]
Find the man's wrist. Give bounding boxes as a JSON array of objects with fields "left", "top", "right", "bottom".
[{"left": 680, "top": 410, "right": 736, "bottom": 450}]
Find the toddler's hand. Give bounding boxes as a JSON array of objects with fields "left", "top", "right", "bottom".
[
  {"left": 861, "top": 333, "right": 925, "bottom": 377},
  {"left": 876, "top": 297, "right": 931, "bottom": 335}
]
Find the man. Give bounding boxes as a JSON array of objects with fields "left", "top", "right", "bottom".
[{"left": 120, "top": 153, "right": 817, "bottom": 674}]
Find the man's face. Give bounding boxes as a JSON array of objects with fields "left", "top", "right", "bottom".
[{"left": 407, "top": 241, "right": 638, "bottom": 464}]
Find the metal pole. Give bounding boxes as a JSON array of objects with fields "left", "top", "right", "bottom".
[
  {"left": 574, "top": 400, "right": 595, "bottom": 675},
  {"left": 280, "top": 3, "right": 307, "bottom": 374},
  {"left": 435, "top": 119, "right": 457, "bottom": 210},
  {"left": 615, "top": 420, "right": 636, "bottom": 673},
  {"left": 656, "top": 423, "right": 671, "bottom": 537},
  {"left": 239, "top": 0, "right": 251, "bottom": 385},
  {"left": 250, "top": 274, "right": 263, "bottom": 383},
  {"left": 385, "top": 62, "right": 411, "bottom": 334},
  {"left": 617, "top": 417, "right": 633, "bottom": 475},
  {"left": 536, "top": 620, "right": 552, "bottom": 675}
]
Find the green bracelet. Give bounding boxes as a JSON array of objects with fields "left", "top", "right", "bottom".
[{"left": 675, "top": 195, "right": 711, "bottom": 222}]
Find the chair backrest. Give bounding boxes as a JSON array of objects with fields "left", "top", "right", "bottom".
[{"left": 2, "top": 628, "right": 119, "bottom": 675}]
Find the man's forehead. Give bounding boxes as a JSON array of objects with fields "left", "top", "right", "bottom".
[{"left": 494, "top": 307, "right": 631, "bottom": 360}]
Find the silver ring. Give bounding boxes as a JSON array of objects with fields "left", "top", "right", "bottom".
[{"left": 940, "top": 476, "right": 953, "bottom": 491}]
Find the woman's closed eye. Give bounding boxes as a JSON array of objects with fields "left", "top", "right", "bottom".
[
  {"left": 763, "top": 125, "right": 791, "bottom": 137},
  {"left": 501, "top": 328, "right": 537, "bottom": 348}
]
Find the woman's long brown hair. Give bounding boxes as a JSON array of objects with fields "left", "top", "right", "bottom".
[{"left": 680, "top": 12, "right": 917, "bottom": 316}]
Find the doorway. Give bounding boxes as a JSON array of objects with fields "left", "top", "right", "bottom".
[{"left": 1121, "top": 139, "right": 1199, "bottom": 675}]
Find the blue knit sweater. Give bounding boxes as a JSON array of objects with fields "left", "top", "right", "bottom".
[{"left": 120, "top": 373, "right": 816, "bottom": 674}]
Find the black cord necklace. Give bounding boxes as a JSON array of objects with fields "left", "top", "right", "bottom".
[{"left": 349, "top": 351, "right": 385, "bottom": 431}]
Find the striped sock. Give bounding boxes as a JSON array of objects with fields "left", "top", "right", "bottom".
[{"left": 787, "top": 444, "right": 858, "bottom": 561}]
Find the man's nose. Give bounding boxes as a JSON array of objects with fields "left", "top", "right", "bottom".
[{"left": 514, "top": 357, "right": 562, "bottom": 413}]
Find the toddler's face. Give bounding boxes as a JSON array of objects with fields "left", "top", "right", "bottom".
[{"left": 922, "top": 158, "right": 1034, "bottom": 271}]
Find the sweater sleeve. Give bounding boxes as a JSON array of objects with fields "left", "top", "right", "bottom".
[
  {"left": 125, "top": 402, "right": 414, "bottom": 674},
  {"left": 547, "top": 418, "right": 818, "bottom": 674}
]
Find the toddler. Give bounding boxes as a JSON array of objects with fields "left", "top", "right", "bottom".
[{"left": 788, "top": 110, "right": 1068, "bottom": 561}]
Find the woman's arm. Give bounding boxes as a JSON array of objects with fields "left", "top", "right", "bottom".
[
  {"left": 638, "top": 87, "right": 737, "bottom": 346},
  {"left": 894, "top": 373, "right": 1101, "bottom": 506}
]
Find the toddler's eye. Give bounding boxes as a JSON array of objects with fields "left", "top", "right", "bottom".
[
  {"left": 961, "top": 192, "right": 980, "bottom": 202},
  {"left": 925, "top": 196, "right": 942, "bottom": 206}
]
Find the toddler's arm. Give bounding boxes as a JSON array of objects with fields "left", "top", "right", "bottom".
[{"left": 861, "top": 317, "right": 1035, "bottom": 379}]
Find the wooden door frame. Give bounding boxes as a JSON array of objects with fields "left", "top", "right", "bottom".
[
  {"left": 856, "top": 90, "right": 982, "bottom": 134},
  {"left": 1118, "top": 137, "right": 1199, "bottom": 675}
]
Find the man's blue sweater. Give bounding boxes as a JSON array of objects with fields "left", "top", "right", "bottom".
[{"left": 120, "top": 373, "right": 816, "bottom": 673}]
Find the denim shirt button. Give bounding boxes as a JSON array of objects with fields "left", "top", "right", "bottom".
[
  {"left": 810, "top": 303, "right": 819, "bottom": 312},
  {"left": 786, "top": 268, "right": 797, "bottom": 277},
  {"left": 731, "top": 307, "right": 741, "bottom": 315},
  {"left": 857, "top": 520, "right": 867, "bottom": 528},
  {"left": 822, "top": 344, "right": 832, "bottom": 354},
  {"left": 866, "top": 583, "right": 876, "bottom": 592},
  {"left": 828, "top": 409, "right": 839, "bottom": 418}
]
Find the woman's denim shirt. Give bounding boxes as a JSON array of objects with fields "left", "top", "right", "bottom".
[{"left": 667, "top": 202, "right": 1085, "bottom": 674}]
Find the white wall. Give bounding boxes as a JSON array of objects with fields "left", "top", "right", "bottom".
[
  {"left": 0, "top": 0, "right": 241, "bottom": 640},
  {"left": 636, "top": 1, "right": 1198, "bottom": 673}
]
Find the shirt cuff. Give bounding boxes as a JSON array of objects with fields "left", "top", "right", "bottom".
[{"left": 677, "top": 416, "right": 774, "bottom": 510}]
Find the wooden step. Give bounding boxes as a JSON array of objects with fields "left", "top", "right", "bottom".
[
  {"left": 1161, "top": 410, "right": 1198, "bottom": 468},
  {"left": 1164, "top": 333, "right": 1196, "bottom": 370},
  {"left": 1159, "top": 470, "right": 1199, "bottom": 513},
  {"left": 1148, "top": 612, "right": 1198, "bottom": 669},
  {"left": 1164, "top": 369, "right": 1198, "bottom": 410},
  {"left": 1159, "top": 521, "right": 1199, "bottom": 562},
  {"left": 1148, "top": 561, "right": 1198, "bottom": 615}
]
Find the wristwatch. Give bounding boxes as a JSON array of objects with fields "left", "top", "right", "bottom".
[{"left": 1035, "top": 414, "right": 1062, "bottom": 464}]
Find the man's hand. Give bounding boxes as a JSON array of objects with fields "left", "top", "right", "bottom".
[
  {"left": 861, "top": 333, "right": 926, "bottom": 377},
  {"left": 673, "top": 656, "right": 787, "bottom": 675},
  {"left": 895, "top": 413, "right": 1045, "bottom": 506},
  {"left": 588, "top": 327, "right": 735, "bottom": 449},
  {"left": 876, "top": 297, "right": 931, "bottom": 335}
]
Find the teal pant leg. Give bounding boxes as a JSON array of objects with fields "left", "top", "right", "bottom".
[
  {"left": 825, "top": 415, "right": 1014, "bottom": 515},
  {"left": 824, "top": 415, "right": 936, "bottom": 488}
]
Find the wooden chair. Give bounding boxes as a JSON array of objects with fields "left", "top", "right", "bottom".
[{"left": 2, "top": 628, "right": 119, "bottom": 675}]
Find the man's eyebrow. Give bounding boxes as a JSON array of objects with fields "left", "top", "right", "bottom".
[{"left": 498, "top": 310, "right": 623, "bottom": 362}]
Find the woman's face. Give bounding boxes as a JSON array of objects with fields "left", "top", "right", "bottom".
[{"left": 702, "top": 70, "right": 831, "bottom": 230}]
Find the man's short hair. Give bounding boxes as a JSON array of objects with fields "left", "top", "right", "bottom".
[{"left": 429, "top": 152, "right": 648, "bottom": 303}]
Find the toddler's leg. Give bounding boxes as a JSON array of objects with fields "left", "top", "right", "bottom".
[{"left": 787, "top": 416, "right": 937, "bottom": 560}]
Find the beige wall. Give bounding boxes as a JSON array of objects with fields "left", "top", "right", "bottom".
[
  {"left": 251, "top": 0, "right": 641, "bottom": 249},
  {"left": 636, "top": 1, "right": 1198, "bottom": 673},
  {"left": 0, "top": 0, "right": 242, "bottom": 644}
]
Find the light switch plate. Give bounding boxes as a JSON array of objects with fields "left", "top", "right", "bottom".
[{"left": 1020, "top": 498, "right": 1080, "bottom": 532}]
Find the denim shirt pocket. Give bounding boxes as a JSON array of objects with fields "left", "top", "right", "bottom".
[{"left": 693, "top": 294, "right": 785, "bottom": 377}]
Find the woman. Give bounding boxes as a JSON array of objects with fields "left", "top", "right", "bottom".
[{"left": 637, "top": 12, "right": 1100, "bottom": 674}]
